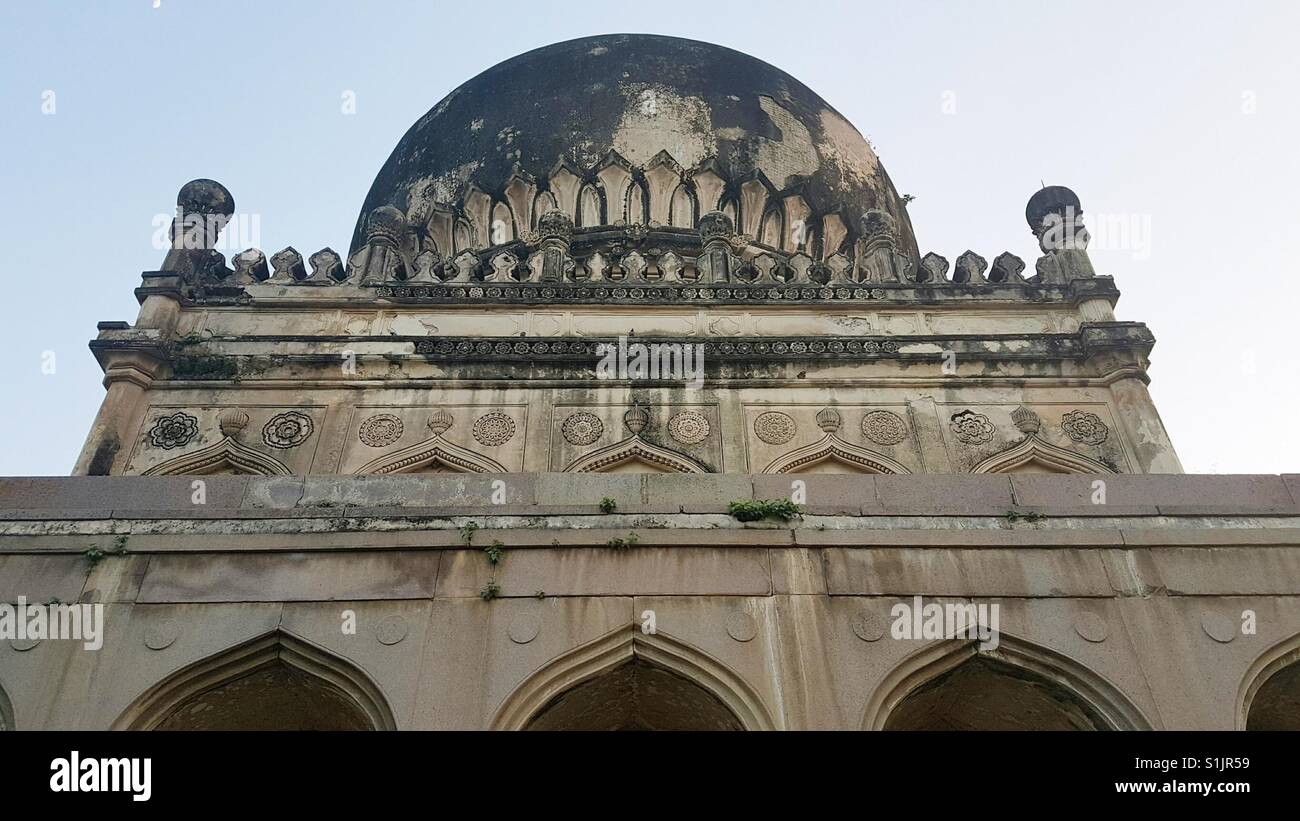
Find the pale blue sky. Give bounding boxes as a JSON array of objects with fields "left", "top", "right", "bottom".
[{"left": 1, "top": 0, "right": 1297, "bottom": 474}]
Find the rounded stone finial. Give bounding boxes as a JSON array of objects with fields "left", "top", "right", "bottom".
[
  {"left": 816, "top": 407, "right": 842, "bottom": 433},
  {"left": 366, "top": 205, "right": 407, "bottom": 244},
  {"left": 623, "top": 403, "right": 650, "bottom": 435},
  {"left": 698, "top": 211, "right": 735, "bottom": 241},
  {"left": 1025, "top": 185, "right": 1082, "bottom": 232},
  {"left": 536, "top": 209, "right": 574, "bottom": 241},
  {"left": 858, "top": 209, "right": 897, "bottom": 240},
  {"left": 1011, "top": 406, "right": 1041, "bottom": 435},
  {"left": 171, "top": 179, "right": 235, "bottom": 253},
  {"left": 177, "top": 179, "right": 235, "bottom": 218},
  {"left": 428, "top": 409, "right": 454, "bottom": 436},
  {"left": 218, "top": 409, "right": 250, "bottom": 438}
]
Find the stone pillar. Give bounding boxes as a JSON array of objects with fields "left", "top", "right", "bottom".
[
  {"left": 907, "top": 396, "right": 955, "bottom": 473},
  {"left": 1079, "top": 298, "right": 1115, "bottom": 323},
  {"left": 72, "top": 349, "right": 166, "bottom": 475},
  {"left": 136, "top": 293, "right": 182, "bottom": 332},
  {"left": 697, "top": 211, "right": 735, "bottom": 284},
  {"left": 1111, "top": 377, "right": 1183, "bottom": 474}
]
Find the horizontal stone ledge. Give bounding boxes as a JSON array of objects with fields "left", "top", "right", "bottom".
[
  {"left": 0, "top": 474, "right": 1297, "bottom": 516},
  {"left": 4, "top": 525, "right": 1299, "bottom": 555},
  {"left": 1120, "top": 528, "right": 1300, "bottom": 547}
]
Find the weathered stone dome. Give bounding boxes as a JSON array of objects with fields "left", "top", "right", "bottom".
[{"left": 350, "top": 33, "right": 918, "bottom": 262}]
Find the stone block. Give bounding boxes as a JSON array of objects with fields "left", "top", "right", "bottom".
[
  {"left": 0, "top": 476, "right": 249, "bottom": 510},
  {"left": 752, "top": 474, "right": 873, "bottom": 515},
  {"left": 137, "top": 551, "right": 441, "bottom": 602},
  {"left": 644, "top": 474, "right": 754, "bottom": 511},
  {"left": 534, "top": 473, "right": 643, "bottom": 507},
  {"left": 436, "top": 546, "right": 772, "bottom": 598},
  {"left": 1008, "top": 474, "right": 1159, "bottom": 515},
  {"left": 0, "top": 554, "right": 89, "bottom": 604},
  {"left": 873, "top": 475, "right": 1014, "bottom": 515},
  {"left": 298, "top": 475, "right": 536, "bottom": 509},
  {"left": 1011, "top": 474, "right": 1293, "bottom": 514},
  {"left": 824, "top": 546, "right": 1113, "bottom": 597}
]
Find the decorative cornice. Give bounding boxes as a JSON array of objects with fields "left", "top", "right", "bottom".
[
  {"left": 416, "top": 335, "right": 903, "bottom": 361},
  {"left": 153, "top": 272, "right": 1120, "bottom": 309}
]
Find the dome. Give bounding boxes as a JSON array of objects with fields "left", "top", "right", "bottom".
[{"left": 350, "top": 33, "right": 918, "bottom": 263}]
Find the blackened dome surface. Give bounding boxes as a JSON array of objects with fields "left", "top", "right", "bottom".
[{"left": 351, "top": 33, "right": 917, "bottom": 256}]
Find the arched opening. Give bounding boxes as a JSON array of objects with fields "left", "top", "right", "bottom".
[
  {"left": 156, "top": 663, "right": 375, "bottom": 730},
  {"left": 627, "top": 181, "right": 647, "bottom": 225},
  {"left": 864, "top": 637, "right": 1149, "bottom": 731},
  {"left": 760, "top": 209, "right": 782, "bottom": 248},
  {"left": 1241, "top": 635, "right": 1300, "bottom": 730},
  {"left": 883, "top": 656, "right": 1110, "bottom": 730},
  {"left": 492, "top": 628, "right": 778, "bottom": 730},
  {"left": 114, "top": 631, "right": 395, "bottom": 731},
  {"left": 669, "top": 184, "right": 695, "bottom": 228},
  {"left": 578, "top": 184, "right": 603, "bottom": 227},
  {"left": 0, "top": 679, "right": 13, "bottom": 730},
  {"left": 1246, "top": 660, "right": 1300, "bottom": 730},
  {"left": 526, "top": 658, "right": 743, "bottom": 731}
]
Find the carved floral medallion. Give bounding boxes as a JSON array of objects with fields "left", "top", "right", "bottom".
[
  {"left": 359, "top": 414, "right": 403, "bottom": 448},
  {"left": 561, "top": 412, "right": 604, "bottom": 446},
  {"left": 754, "top": 411, "right": 796, "bottom": 445},
  {"left": 148, "top": 412, "right": 199, "bottom": 450},
  {"left": 861, "top": 410, "right": 908, "bottom": 446},
  {"left": 473, "top": 412, "right": 516, "bottom": 446},
  {"left": 1061, "top": 410, "right": 1108, "bottom": 445},
  {"left": 950, "top": 410, "right": 995, "bottom": 445},
  {"left": 263, "top": 411, "right": 314, "bottom": 449},
  {"left": 668, "top": 411, "right": 710, "bottom": 445}
]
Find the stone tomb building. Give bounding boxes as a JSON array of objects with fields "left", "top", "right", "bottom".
[{"left": 1, "top": 34, "right": 1298, "bottom": 730}]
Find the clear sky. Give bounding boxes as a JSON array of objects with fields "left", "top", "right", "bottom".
[{"left": 1, "top": 0, "right": 1296, "bottom": 475}]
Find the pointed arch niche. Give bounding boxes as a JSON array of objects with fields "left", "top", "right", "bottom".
[
  {"left": 863, "top": 634, "right": 1150, "bottom": 731},
  {"left": 141, "top": 438, "right": 291, "bottom": 476},
  {"left": 491, "top": 628, "right": 778, "bottom": 731},
  {"left": 355, "top": 436, "right": 505, "bottom": 474},
  {"left": 563, "top": 436, "right": 709, "bottom": 474},
  {"left": 763, "top": 434, "right": 910, "bottom": 475},
  {"left": 113, "top": 631, "right": 396, "bottom": 731},
  {"left": 971, "top": 434, "right": 1114, "bottom": 475}
]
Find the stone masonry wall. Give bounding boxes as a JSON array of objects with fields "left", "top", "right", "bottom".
[{"left": 2, "top": 474, "right": 1297, "bottom": 729}]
